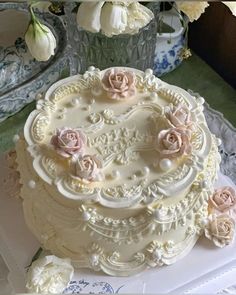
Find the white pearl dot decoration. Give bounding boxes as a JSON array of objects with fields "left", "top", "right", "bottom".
[
  {"left": 88, "top": 66, "right": 95, "bottom": 71},
  {"left": 159, "top": 158, "right": 172, "bottom": 171},
  {"left": 143, "top": 196, "right": 152, "bottom": 204},
  {"left": 153, "top": 249, "right": 162, "bottom": 259},
  {"left": 197, "top": 96, "right": 205, "bottom": 105},
  {"left": 131, "top": 174, "right": 137, "bottom": 180},
  {"left": 86, "top": 105, "right": 91, "bottom": 112},
  {"left": 141, "top": 166, "right": 150, "bottom": 176},
  {"left": 201, "top": 218, "right": 208, "bottom": 226},
  {"left": 111, "top": 170, "right": 120, "bottom": 179},
  {"left": 90, "top": 98, "right": 95, "bottom": 105},
  {"left": 145, "top": 69, "right": 153, "bottom": 75},
  {"left": 82, "top": 211, "right": 91, "bottom": 221},
  {"left": 71, "top": 98, "right": 80, "bottom": 106},
  {"left": 13, "top": 134, "right": 20, "bottom": 143},
  {"left": 90, "top": 254, "right": 99, "bottom": 265},
  {"left": 28, "top": 180, "right": 36, "bottom": 189},
  {"left": 201, "top": 180, "right": 208, "bottom": 189},
  {"left": 216, "top": 138, "right": 222, "bottom": 146},
  {"left": 91, "top": 86, "right": 103, "bottom": 97},
  {"left": 150, "top": 92, "right": 158, "bottom": 101}
]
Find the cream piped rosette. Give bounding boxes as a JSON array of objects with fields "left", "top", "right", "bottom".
[
  {"left": 205, "top": 214, "right": 235, "bottom": 248},
  {"left": 26, "top": 255, "right": 74, "bottom": 294},
  {"left": 204, "top": 186, "right": 236, "bottom": 247}
]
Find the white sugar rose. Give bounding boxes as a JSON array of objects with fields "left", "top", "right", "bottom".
[
  {"left": 205, "top": 215, "right": 235, "bottom": 248},
  {"left": 51, "top": 128, "right": 86, "bottom": 158},
  {"left": 102, "top": 69, "right": 136, "bottom": 100},
  {"left": 155, "top": 127, "right": 192, "bottom": 159},
  {"left": 75, "top": 154, "right": 103, "bottom": 183},
  {"left": 26, "top": 255, "right": 74, "bottom": 294},
  {"left": 165, "top": 104, "right": 193, "bottom": 128},
  {"left": 209, "top": 187, "right": 236, "bottom": 213}
]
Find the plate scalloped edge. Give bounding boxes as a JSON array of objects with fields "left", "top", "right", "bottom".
[{"left": 188, "top": 89, "right": 236, "bottom": 185}]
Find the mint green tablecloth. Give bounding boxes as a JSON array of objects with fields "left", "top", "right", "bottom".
[{"left": 0, "top": 52, "right": 235, "bottom": 153}]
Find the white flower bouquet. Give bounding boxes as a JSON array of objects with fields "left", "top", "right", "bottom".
[{"left": 24, "top": 1, "right": 236, "bottom": 64}]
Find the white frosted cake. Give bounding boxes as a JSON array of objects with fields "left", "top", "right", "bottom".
[{"left": 15, "top": 67, "right": 222, "bottom": 276}]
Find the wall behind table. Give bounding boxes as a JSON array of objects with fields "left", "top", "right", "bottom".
[{"left": 188, "top": 2, "right": 236, "bottom": 89}]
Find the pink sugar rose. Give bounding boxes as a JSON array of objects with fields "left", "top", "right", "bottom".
[
  {"left": 101, "top": 69, "right": 135, "bottom": 100},
  {"left": 51, "top": 128, "right": 86, "bottom": 158},
  {"left": 165, "top": 104, "right": 192, "bottom": 128},
  {"left": 155, "top": 127, "right": 192, "bottom": 159},
  {"left": 209, "top": 186, "right": 236, "bottom": 213},
  {"left": 75, "top": 154, "right": 103, "bottom": 182}
]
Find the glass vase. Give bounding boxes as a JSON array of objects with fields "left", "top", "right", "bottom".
[{"left": 75, "top": 4, "right": 160, "bottom": 73}]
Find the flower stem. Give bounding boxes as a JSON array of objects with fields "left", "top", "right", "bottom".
[
  {"left": 29, "top": 4, "right": 49, "bottom": 34},
  {"left": 29, "top": 5, "right": 36, "bottom": 24}
]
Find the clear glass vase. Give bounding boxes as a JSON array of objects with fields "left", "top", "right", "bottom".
[
  {"left": 75, "top": 4, "right": 160, "bottom": 73},
  {"left": 77, "top": 25, "right": 154, "bottom": 72}
]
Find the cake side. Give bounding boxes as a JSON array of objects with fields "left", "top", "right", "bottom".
[{"left": 16, "top": 135, "right": 220, "bottom": 275}]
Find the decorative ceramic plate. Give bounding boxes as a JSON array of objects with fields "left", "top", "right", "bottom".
[{"left": 0, "top": 3, "right": 70, "bottom": 122}]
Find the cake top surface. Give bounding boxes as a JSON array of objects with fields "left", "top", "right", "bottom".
[{"left": 24, "top": 67, "right": 213, "bottom": 208}]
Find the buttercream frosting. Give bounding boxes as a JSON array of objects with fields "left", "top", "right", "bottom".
[{"left": 16, "top": 67, "right": 221, "bottom": 276}]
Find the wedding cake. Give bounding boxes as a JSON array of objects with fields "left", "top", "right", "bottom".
[{"left": 15, "top": 67, "right": 222, "bottom": 276}]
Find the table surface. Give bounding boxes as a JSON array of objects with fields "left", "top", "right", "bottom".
[{"left": 0, "top": 52, "right": 235, "bottom": 153}]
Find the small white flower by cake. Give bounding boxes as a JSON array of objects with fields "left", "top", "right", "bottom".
[
  {"left": 74, "top": 154, "right": 103, "bottom": 183},
  {"left": 209, "top": 187, "right": 236, "bottom": 213},
  {"left": 155, "top": 127, "right": 192, "bottom": 159},
  {"left": 164, "top": 104, "right": 193, "bottom": 129},
  {"left": 51, "top": 128, "right": 86, "bottom": 158},
  {"left": 101, "top": 69, "right": 136, "bottom": 100},
  {"left": 205, "top": 215, "right": 235, "bottom": 248},
  {"left": 26, "top": 255, "right": 74, "bottom": 294}
]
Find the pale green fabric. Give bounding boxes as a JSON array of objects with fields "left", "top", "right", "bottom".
[{"left": 0, "top": 52, "right": 235, "bottom": 153}]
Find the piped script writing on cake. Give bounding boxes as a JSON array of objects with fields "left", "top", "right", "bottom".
[{"left": 16, "top": 67, "right": 226, "bottom": 276}]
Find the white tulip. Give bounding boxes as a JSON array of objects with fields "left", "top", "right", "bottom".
[
  {"left": 25, "top": 21, "right": 56, "bottom": 62},
  {"left": 100, "top": 3, "right": 128, "bottom": 37},
  {"left": 26, "top": 255, "right": 74, "bottom": 294},
  {"left": 77, "top": 1, "right": 105, "bottom": 33},
  {"left": 126, "top": 2, "right": 154, "bottom": 34}
]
